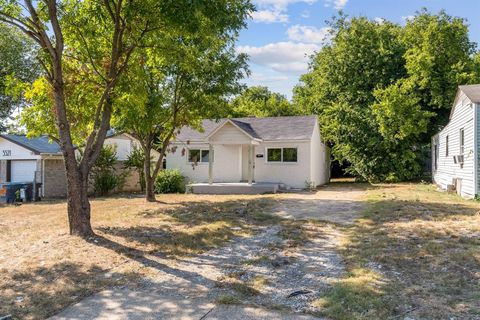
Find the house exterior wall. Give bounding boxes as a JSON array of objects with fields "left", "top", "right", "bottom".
[
  {"left": 0, "top": 137, "right": 41, "bottom": 160},
  {"left": 309, "top": 120, "right": 330, "bottom": 186},
  {"left": 104, "top": 134, "right": 142, "bottom": 161},
  {"left": 166, "top": 140, "right": 316, "bottom": 189},
  {"left": 432, "top": 92, "right": 476, "bottom": 198},
  {"left": 166, "top": 143, "right": 242, "bottom": 183},
  {"left": 43, "top": 158, "right": 68, "bottom": 198}
]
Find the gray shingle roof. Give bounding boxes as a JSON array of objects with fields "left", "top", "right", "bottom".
[
  {"left": 1, "top": 135, "right": 62, "bottom": 154},
  {"left": 459, "top": 84, "right": 480, "bottom": 103},
  {"left": 174, "top": 115, "right": 317, "bottom": 142}
]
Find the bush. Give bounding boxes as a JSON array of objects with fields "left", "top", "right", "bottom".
[
  {"left": 154, "top": 169, "right": 185, "bottom": 193},
  {"left": 90, "top": 145, "right": 125, "bottom": 196}
]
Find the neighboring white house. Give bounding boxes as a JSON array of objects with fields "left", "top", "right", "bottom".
[
  {"left": 432, "top": 84, "right": 480, "bottom": 198},
  {"left": 166, "top": 115, "right": 330, "bottom": 191},
  {"left": 0, "top": 132, "right": 150, "bottom": 198}
]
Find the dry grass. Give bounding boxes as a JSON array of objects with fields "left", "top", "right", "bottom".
[
  {"left": 0, "top": 193, "right": 277, "bottom": 319},
  {"left": 316, "top": 183, "right": 480, "bottom": 320}
]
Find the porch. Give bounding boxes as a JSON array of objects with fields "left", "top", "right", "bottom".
[{"left": 187, "top": 182, "right": 280, "bottom": 195}]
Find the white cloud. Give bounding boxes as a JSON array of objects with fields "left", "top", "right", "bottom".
[
  {"left": 250, "top": 72, "right": 289, "bottom": 82},
  {"left": 238, "top": 41, "right": 320, "bottom": 73},
  {"left": 287, "top": 25, "right": 331, "bottom": 44},
  {"left": 324, "top": 0, "right": 348, "bottom": 10},
  {"left": 251, "top": 10, "right": 288, "bottom": 23},
  {"left": 374, "top": 17, "right": 385, "bottom": 24},
  {"left": 251, "top": 0, "right": 317, "bottom": 23},
  {"left": 301, "top": 10, "right": 310, "bottom": 18}
]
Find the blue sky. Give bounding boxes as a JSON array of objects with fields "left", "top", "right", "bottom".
[{"left": 237, "top": 0, "right": 480, "bottom": 99}]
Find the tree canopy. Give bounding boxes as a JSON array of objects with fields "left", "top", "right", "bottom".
[
  {"left": 294, "top": 10, "right": 480, "bottom": 182},
  {"left": 0, "top": 22, "right": 39, "bottom": 131},
  {"left": 229, "top": 86, "right": 300, "bottom": 117}
]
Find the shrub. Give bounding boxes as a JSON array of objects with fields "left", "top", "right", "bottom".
[
  {"left": 90, "top": 145, "right": 125, "bottom": 196},
  {"left": 154, "top": 169, "right": 185, "bottom": 193}
]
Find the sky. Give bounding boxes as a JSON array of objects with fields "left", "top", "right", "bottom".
[{"left": 237, "top": 0, "right": 480, "bottom": 99}]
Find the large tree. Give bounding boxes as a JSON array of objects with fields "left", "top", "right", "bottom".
[
  {"left": 115, "top": 5, "right": 251, "bottom": 201},
  {"left": 0, "top": 22, "right": 39, "bottom": 131},
  {"left": 229, "top": 86, "right": 300, "bottom": 117},
  {"left": 294, "top": 11, "right": 480, "bottom": 182},
  {"left": 0, "top": 0, "right": 237, "bottom": 237}
]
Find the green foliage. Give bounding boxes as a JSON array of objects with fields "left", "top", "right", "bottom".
[
  {"left": 90, "top": 146, "right": 124, "bottom": 196},
  {"left": 124, "top": 146, "right": 146, "bottom": 191},
  {"left": 229, "top": 86, "right": 300, "bottom": 117},
  {"left": 294, "top": 11, "right": 480, "bottom": 182},
  {"left": 154, "top": 169, "right": 185, "bottom": 194},
  {"left": 0, "top": 23, "right": 40, "bottom": 131}
]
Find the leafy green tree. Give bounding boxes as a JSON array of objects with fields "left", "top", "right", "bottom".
[
  {"left": 90, "top": 145, "right": 124, "bottom": 196},
  {"left": 294, "top": 11, "right": 480, "bottom": 182},
  {"left": 0, "top": 22, "right": 39, "bottom": 131},
  {"left": 229, "top": 86, "right": 300, "bottom": 117},
  {"left": 115, "top": 2, "right": 252, "bottom": 201},
  {"left": 0, "top": 0, "right": 244, "bottom": 236}
]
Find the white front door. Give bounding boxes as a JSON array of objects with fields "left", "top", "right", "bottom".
[{"left": 11, "top": 160, "right": 37, "bottom": 182}]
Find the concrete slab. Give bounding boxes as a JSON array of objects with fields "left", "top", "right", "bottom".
[
  {"left": 188, "top": 182, "right": 278, "bottom": 195},
  {"left": 49, "top": 288, "right": 322, "bottom": 320}
]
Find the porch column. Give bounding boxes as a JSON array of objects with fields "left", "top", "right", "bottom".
[
  {"left": 208, "top": 143, "right": 213, "bottom": 185},
  {"left": 248, "top": 144, "right": 254, "bottom": 185}
]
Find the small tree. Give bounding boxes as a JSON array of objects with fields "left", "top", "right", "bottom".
[
  {"left": 90, "top": 146, "right": 124, "bottom": 196},
  {"left": 124, "top": 146, "right": 146, "bottom": 192}
]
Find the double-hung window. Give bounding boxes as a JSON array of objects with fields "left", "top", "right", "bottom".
[
  {"left": 188, "top": 149, "right": 213, "bottom": 163},
  {"left": 266, "top": 147, "right": 298, "bottom": 163}
]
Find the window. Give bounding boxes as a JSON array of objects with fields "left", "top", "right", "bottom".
[
  {"left": 283, "top": 148, "right": 298, "bottom": 162},
  {"left": 267, "top": 148, "right": 282, "bottom": 162},
  {"left": 266, "top": 147, "right": 298, "bottom": 163},
  {"left": 460, "top": 128, "right": 465, "bottom": 155},
  {"left": 445, "top": 135, "right": 449, "bottom": 157},
  {"left": 188, "top": 149, "right": 212, "bottom": 163}
]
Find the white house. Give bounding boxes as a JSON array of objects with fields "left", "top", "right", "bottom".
[
  {"left": 432, "top": 84, "right": 480, "bottom": 198},
  {"left": 0, "top": 132, "right": 149, "bottom": 198},
  {"left": 166, "top": 115, "right": 330, "bottom": 193}
]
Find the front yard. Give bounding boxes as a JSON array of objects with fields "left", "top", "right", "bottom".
[{"left": 1, "top": 183, "right": 479, "bottom": 319}]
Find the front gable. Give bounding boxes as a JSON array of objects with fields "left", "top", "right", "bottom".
[
  {"left": 0, "top": 137, "right": 41, "bottom": 160},
  {"left": 208, "top": 121, "right": 255, "bottom": 144}
]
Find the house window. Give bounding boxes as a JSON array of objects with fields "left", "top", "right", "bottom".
[
  {"left": 267, "top": 148, "right": 282, "bottom": 162},
  {"left": 188, "top": 149, "right": 212, "bottom": 163},
  {"left": 266, "top": 147, "right": 298, "bottom": 163},
  {"left": 445, "top": 135, "right": 449, "bottom": 157},
  {"left": 460, "top": 128, "right": 464, "bottom": 155}
]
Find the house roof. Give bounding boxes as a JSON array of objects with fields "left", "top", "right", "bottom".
[
  {"left": 459, "top": 84, "right": 480, "bottom": 103},
  {"left": 175, "top": 115, "right": 318, "bottom": 142},
  {"left": 0, "top": 135, "right": 62, "bottom": 154}
]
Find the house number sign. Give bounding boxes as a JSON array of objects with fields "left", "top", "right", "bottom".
[{"left": 2, "top": 150, "right": 11, "bottom": 156}]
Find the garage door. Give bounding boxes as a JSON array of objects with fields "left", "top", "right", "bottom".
[{"left": 11, "top": 160, "right": 37, "bottom": 182}]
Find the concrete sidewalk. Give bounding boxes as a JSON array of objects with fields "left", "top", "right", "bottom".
[{"left": 49, "top": 287, "right": 321, "bottom": 320}]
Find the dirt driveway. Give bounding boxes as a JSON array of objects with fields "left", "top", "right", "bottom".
[
  {"left": 272, "top": 184, "right": 366, "bottom": 224},
  {"left": 50, "top": 184, "right": 367, "bottom": 320}
]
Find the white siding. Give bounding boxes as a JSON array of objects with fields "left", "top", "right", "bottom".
[
  {"left": 0, "top": 137, "right": 41, "bottom": 160},
  {"left": 309, "top": 119, "right": 330, "bottom": 186},
  {"left": 104, "top": 134, "right": 141, "bottom": 161},
  {"left": 433, "top": 92, "right": 476, "bottom": 198}
]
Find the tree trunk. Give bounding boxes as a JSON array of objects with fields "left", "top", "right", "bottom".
[
  {"left": 144, "top": 147, "right": 156, "bottom": 202},
  {"left": 66, "top": 172, "right": 93, "bottom": 237}
]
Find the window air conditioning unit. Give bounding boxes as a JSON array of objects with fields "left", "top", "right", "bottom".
[{"left": 453, "top": 155, "right": 464, "bottom": 165}]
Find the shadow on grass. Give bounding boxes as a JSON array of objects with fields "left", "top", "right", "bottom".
[
  {"left": 0, "top": 262, "right": 136, "bottom": 319},
  {"left": 316, "top": 195, "right": 480, "bottom": 320}
]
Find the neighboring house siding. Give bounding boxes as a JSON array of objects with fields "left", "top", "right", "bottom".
[
  {"left": 433, "top": 92, "right": 476, "bottom": 198},
  {"left": 43, "top": 159, "right": 67, "bottom": 198},
  {"left": 104, "top": 134, "right": 142, "bottom": 161}
]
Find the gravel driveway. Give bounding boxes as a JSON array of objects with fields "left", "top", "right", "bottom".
[{"left": 51, "top": 185, "right": 367, "bottom": 320}]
